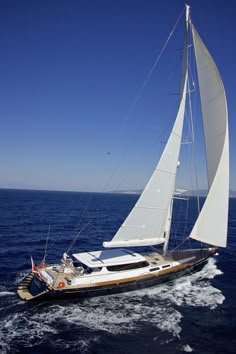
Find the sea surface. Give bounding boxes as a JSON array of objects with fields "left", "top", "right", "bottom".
[{"left": 0, "top": 189, "right": 235, "bottom": 354}]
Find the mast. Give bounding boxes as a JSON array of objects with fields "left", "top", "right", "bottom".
[
  {"left": 162, "top": 198, "right": 173, "bottom": 256},
  {"left": 162, "top": 4, "right": 190, "bottom": 256}
]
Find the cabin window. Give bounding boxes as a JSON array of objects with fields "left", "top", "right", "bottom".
[
  {"left": 162, "top": 264, "right": 170, "bottom": 269},
  {"left": 85, "top": 267, "right": 102, "bottom": 274},
  {"left": 107, "top": 261, "right": 149, "bottom": 272},
  {"left": 91, "top": 267, "right": 102, "bottom": 272},
  {"left": 149, "top": 267, "right": 160, "bottom": 272},
  {"left": 73, "top": 261, "right": 84, "bottom": 268}
]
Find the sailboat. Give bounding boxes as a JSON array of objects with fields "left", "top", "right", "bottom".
[{"left": 17, "top": 5, "right": 229, "bottom": 301}]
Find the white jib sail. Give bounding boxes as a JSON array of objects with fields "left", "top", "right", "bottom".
[
  {"left": 103, "top": 10, "right": 189, "bottom": 249},
  {"left": 189, "top": 25, "right": 229, "bottom": 247}
]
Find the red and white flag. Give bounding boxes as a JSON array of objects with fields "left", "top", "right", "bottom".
[{"left": 30, "top": 256, "right": 41, "bottom": 279}]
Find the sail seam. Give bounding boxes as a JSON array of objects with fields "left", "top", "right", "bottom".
[
  {"left": 135, "top": 206, "right": 168, "bottom": 210},
  {"left": 154, "top": 168, "right": 176, "bottom": 175},
  {"left": 171, "top": 131, "right": 182, "bottom": 139}
]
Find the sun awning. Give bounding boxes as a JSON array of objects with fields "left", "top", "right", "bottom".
[{"left": 72, "top": 249, "right": 145, "bottom": 268}]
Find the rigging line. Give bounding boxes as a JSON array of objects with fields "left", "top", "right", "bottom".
[
  {"left": 72, "top": 193, "right": 93, "bottom": 232},
  {"left": 102, "top": 150, "right": 128, "bottom": 192},
  {"left": 110, "top": 115, "right": 174, "bottom": 193},
  {"left": 121, "top": 6, "right": 186, "bottom": 129},
  {"left": 45, "top": 197, "right": 82, "bottom": 250},
  {"left": 188, "top": 64, "right": 196, "bottom": 92},
  {"left": 183, "top": 109, "right": 195, "bottom": 196},
  {"left": 102, "top": 9, "right": 185, "bottom": 193},
  {"left": 49, "top": 193, "right": 93, "bottom": 254},
  {"left": 186, "top": 26, "right": 199, "bottom": 199},
  {"left": 51, "top": 192, "right": 98, "bottom": 255},
  {"left": 187, "top": 73, "right": 200, "bottom": 214},
  {"left": 166, "top": 235, "right": 190, "bottom": 257},
  {"left": 67, "top": 221, "right": 91, "bottom": 254},
  {"left": 66, "top": 190, "right": 97, "bottom": 254},
  {"left": 42, "top": 224, "right": 50, "bottom": 262},
  {"left": 111, "top": 109, "right": 179, "bottom": 193},
  {"left": 183, "top": 112, "right": 193, "bottom": 193},
  {"left": 172, "top": 198, "right": 183, "bottom": 247},
  {"left": 183, "top": 196, "right": 189, "bottom": 237},
  {"left": 128, "top": 7, "right": 185, "bottom": 117}
]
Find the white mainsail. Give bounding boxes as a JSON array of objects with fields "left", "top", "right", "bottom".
[
  {"left": 189, "top": 25, "right": 229, "bottom": 247},
  {"left": 103, "top": 7, "right": 190, "bottom": 249}
]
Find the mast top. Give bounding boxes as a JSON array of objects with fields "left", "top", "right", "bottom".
[{"left": 185, "top": 4, "right": 190, "bottom": 24}]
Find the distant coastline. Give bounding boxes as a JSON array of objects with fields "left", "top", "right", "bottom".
[
  {"left": 0, "top": 187, "right": 236, "bottom": 198},
  {"left": 111, "top": 189, "right": 236, "bottom": 198}
]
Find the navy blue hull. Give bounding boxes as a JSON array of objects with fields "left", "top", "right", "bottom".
[{"left": 33, "top": 254, "right": 211, "bottom": 301}]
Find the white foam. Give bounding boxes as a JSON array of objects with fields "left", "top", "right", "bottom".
[
  {"left": 133, "top": 257, "right": 225, "bottom": 308},
  {"left": 46, "top": 301, "right": 137, "bottom": 335},
  {"left": 53, "top": 337, "right": 100, "bottom": 354},
  {"left": 183, "top": 344, "right": 193, "bottom": 352},
  {"left": 14, "top": 271, "right": 29, "bottom": 285},
  {"left": 0, "top": 257, "right": 224, "bottom": 353},
  {"left": 0, "top": 285, "right": 16, "bottom": 299},
  {"left": 0, "top": 291, "right": 15, "bottom": 297},
  {"left": 0, "top": 311, "right": 58, "bottom": 354},
  {"left": 163, "top": 258, "right": 225, "bottom": 309}
]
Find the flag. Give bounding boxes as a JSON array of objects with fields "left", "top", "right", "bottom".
[
  {"left": 30, "top": 256, "right": 41, "bottom": 279},
  {"left": 40, "top": 261, "right": 46, "bottom": 269}
]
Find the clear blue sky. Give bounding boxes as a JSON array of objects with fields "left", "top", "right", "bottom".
[{"left": 0, "top": 0, "right": 235, "bottom": 192}]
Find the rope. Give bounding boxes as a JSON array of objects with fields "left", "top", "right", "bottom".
[
  {"left": 67, "top": 221, "right": 91, "bottom": 254},
  {"left": 42, "top": 224, "right": 50, "bottom": 262},
  {"left": 124, "top": 6, "right": 186, "bottom": 121},
  {"left": 166, "top": 236, "right": 190, "bottom": 257},
  {"left": 66, "top": 191, "right": 94, "bottom": 254}
]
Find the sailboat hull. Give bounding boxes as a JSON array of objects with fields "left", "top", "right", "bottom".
[{"left": 17, "top": 248, "right": 216, "bottom": 301}]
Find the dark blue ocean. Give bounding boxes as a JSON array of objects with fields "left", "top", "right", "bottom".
[{"left": 0, "top": 189, "right": 235, "bottom": 354}]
